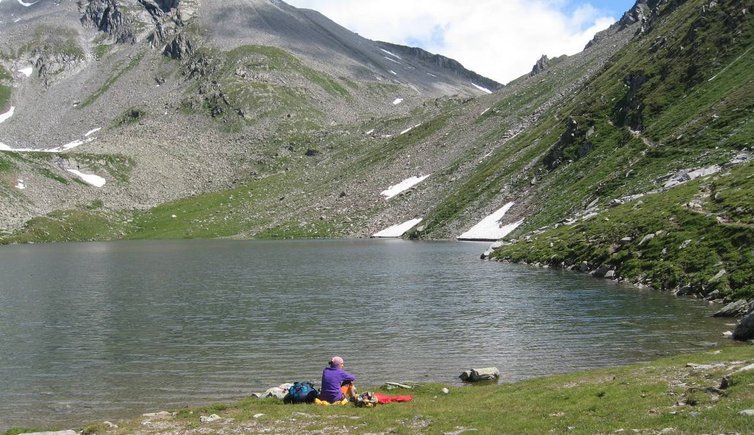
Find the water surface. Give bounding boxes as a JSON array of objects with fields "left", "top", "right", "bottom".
[{"left": 0, "top": 239, "right": 729, "bottom": 430}]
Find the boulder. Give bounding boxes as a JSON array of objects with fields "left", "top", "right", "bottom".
[
  {"left": 592, "top": 265, "right": 610, "bottom": 278},
  {"left": 459, "top": 367, "right": 500, "bottom": 382},
  {"left": 732, "top": 312, "right": 754, "bottom": 341},
  {"left": 713, "top": 299, "right": 749, "bottom": 318}
]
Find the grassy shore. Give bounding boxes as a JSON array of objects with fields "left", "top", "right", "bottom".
[{"left": 6, "top": 345, "right": 754, "bottom": 435}]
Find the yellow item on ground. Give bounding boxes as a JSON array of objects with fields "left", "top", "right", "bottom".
[{"left": 314, "top": 397, "right": 349, "bottom": 406}]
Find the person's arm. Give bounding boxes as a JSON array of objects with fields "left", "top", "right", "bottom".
[{"left": 340, "top": 369, "right": 356, "bottom": 384}]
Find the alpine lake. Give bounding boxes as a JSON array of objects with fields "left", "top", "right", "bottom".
[{"left": 0, "top": 239, "right": 733, "bottom": 430}]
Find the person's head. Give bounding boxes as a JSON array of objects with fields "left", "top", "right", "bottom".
[{"left": 329, "top": 356, "right": 344, "bottom": 368}]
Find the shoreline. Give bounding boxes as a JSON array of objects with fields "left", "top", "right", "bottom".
[{"left": 5, "top": 345, "right": 754, "bottom": 434}]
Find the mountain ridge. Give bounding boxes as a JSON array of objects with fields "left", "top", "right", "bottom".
[{"left": 1, "top": 0, "right": 753, "bottom": 323}]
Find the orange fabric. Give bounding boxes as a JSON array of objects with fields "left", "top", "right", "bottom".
[
  {"left": 374, "top": 392, "right": 413, "bottom": 404},
  {"left": 341, "top": 384, "right": 355, "bottom": 397}
]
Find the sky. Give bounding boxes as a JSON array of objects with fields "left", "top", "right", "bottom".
[{"left": 285, "top": 0, "right": 636, "bottom": 84}]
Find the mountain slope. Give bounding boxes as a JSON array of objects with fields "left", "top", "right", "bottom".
[
  {"left": 1, "top": 0, "right": 752, "bottom": 310},
  {"left": 0, "top": 0, "right": 498, "bottom": 230}
]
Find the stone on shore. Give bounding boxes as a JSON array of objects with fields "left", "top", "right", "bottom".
[
  {"left": 713, "top": 300, "right": 749, "bottom": 318},
  {"left": 459, "top": 367, "right": 500, "bottom": 382}
]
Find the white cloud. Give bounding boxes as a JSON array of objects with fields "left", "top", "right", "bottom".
[{"left": 286, "top": 0, "right": 617, "bottom": 83}]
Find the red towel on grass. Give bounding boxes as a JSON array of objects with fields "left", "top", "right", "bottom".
[{"left": 374, "top": 392, "right": 413, "bottom": 404}]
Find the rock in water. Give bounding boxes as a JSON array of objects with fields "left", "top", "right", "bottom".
[{"left": 732, "top": 312, "right": 754, "bottom": 341}]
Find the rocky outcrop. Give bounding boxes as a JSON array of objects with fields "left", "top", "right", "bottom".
[
  {"left": 150, "top": 0, "right": 180, "bottom": 12},
  {"left": 613, "top": 71, "right": 648, "bottom": 132},
  {"left": 529, "top": 55, "right": 550, "bottom": 77},
  {"left": 80, "top": 0, "right": 136, "bottom": 44},
  {"left": 713, "top": 300, "right": 751, "bottom": 318},
  {"left": 163, "top": 32, "right": 194, "bottom": 59},
  {"left": 542, "top": 117, "right": 595, "bottom": 170}
]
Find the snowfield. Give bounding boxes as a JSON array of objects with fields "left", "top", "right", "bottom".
[
  {"left": 380, "top": 174, "right": 430, "bottom": 199},
  {"left": 66, "top": 169, "right": 106, "bottom": 187},
  {"left": 0, "top": 106, "right": 15, "bottom": 123},
  {"left": 457, "top": 202, "right": 524, "bottom": 241},
  {"left": 472, "top": 83, "right": 493, "bottom": 94},
  {"left": 373, "top": 218, "right": 422, "bottom": 238}
]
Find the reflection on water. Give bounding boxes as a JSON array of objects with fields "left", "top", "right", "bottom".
[{"left": 0, "top": 239, "right": 728, "bottom": 430}]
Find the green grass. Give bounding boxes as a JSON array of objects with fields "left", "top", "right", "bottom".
[
  {"left": 37, "top": 167, "right": 69, "bottom": 184},
  {"left": 94, "top": 43, "right": 112, "bottom": 61},
  {"left": 3, "top": 209, "right": 132, "bottom": 244},
  {"left": 0, "top": 64, "right": 10, "bottom": 112},
  {"left": 11, "top": 346, "right": 752, "bottom": 434},
  {"left": 493, "top": 162, "right": 754, "bottom": 300},
  {"left": 0, "top": 153, "right": 16, "bottom": 173}
]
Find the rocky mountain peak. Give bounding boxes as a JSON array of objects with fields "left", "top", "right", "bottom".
[
  {"left": 79, "top": 0, "right": 136, "bottom": 44},
  {"left": 529, "top": 55, "right": 550, "bottom": 77}
]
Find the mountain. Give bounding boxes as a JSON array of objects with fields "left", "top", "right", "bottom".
[
  {"left": 0, "top": 0, "right": 499, "bottom": 230},
  {"left": 1, "top": 0, "right": 752, "bottom": 316}
]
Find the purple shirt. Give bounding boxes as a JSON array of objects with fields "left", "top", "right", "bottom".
[{"left": 319, "top": 366, "right": 355, "bottom": 403}]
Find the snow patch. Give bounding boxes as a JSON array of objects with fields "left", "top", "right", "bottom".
[
  {"left": 365, "top": 129, "right": 375, "bottom": 135},
  {"left": 18, "top": 66, "right": 33, "bottom": 77},
  {"left": 373, "top": 218, "right": 422, "bottom": 238},
  {"left": 0, "top": 106, "right": 15, "bottom": 123},
  {"left": 380, "top": 48, "right": 402, "bottom": 60},
  {"left": 480, "top": 108, "right": 490, "bottom": 116},
  {"left": 472, "top": 83, "right": 493, "bottom": 94},
  {"left": 457, "top": 202, "right": 524, "bottom": 241},
  {"left": 384, "top": 56, "right": 402, "bottom": 65},
  {"left": 66, "top": 169, "right": 106, "bottom": 187},
  {"left": 381, "top": 174, "right": 430, "bottom": 200},
  {"left": 84, "top": 127, "right": 101, "bottom": 137},
  {"left": 389, "top": 70, "right": 397, "bottom": 76},
  {"left": 17, "top": 0, "right": 38, "bottom": 6},
  {"left": 392, "top": 98, "right": 403, "bottom": 105},
  {"left": 15, "top": 179, "right": 25, "bottom": 189},
  {"left": 400, "top": 123, "right": 421, "bottom": 135},
  {"left": 1, "top": 136, "right": 95, "bottom": 153}
]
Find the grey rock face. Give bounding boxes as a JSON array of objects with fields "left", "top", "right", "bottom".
[
  {"left": 163, "top": 32, "right": 194, "bottom": 59},
  {"left": 529, "top": 55, "right": 549, "bottom": 77},
  {"left": 80, "top": 0, "right": 136, "bottom": 43}
]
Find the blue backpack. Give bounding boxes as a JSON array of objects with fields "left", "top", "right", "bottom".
[{"left": 284, "top": 381, "right": 318, "bottom": 404}]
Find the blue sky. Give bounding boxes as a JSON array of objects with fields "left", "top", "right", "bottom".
[
  {"left": 556, "top": 0, "right": 636, "bottom": 19},
  {"left": 287, "top": 0, "right": 638, "bottom": 83}
]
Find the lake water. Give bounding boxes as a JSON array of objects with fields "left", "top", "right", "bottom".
[{"left": 0, "top": 239, "right": 731, "bottom": 430}]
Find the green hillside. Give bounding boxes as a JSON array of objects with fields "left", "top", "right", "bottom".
[{"left": 485, "top": 0, "right": 754, "bottom": 301}]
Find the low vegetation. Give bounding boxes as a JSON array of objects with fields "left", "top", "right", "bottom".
[
  {"left": 493, "top": 162, "right": 754, "bottom": 301},
  {"left": 0, "top": 65, "right": 11, "bottom": 111},
  {"left": 6, "top": 346, "right": 753, "bottom": 434}
]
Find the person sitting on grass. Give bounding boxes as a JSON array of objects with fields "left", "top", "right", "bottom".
[{"left": 318, "top": 356, "right": 356, "bottom": 404}]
